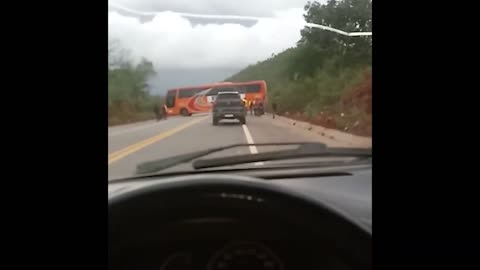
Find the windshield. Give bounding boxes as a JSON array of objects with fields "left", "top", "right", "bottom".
[{"left": 108, "top": 0, "right": 372, "bottom": 180}]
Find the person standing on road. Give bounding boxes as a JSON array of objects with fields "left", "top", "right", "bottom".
[
  {"left": 257, "top": 99, "right": 264, "bottom": 116},
  {"left": 154, "top": 103, "right": 161, "bottom": 121},
  {"left": 249, "top": 100, "right": 255, "bottom": 115},
  {"left": 272, "top": 102, "right": 277, "bottom": 119},
  {"left": 162, "top": 103, "right": 168, "bottom": 120}
]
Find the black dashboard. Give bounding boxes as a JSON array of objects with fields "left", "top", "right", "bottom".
[{"left": 109, "top": 165, "right": 372, "bottom": 270}]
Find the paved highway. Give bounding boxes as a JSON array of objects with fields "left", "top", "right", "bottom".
[{"left": 108, "top": 113, "right": 343, "bottom": 180}]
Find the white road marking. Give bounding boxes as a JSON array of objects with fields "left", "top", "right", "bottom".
[{"left": 242, "top": 124, "right": 264, "bottom": 165}]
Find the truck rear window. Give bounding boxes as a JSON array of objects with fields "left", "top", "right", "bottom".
[{"left": 217, "top": 93, "right": 240, "bottom": 100}]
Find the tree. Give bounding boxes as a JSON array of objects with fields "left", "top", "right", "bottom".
[
  {"left": 108, "top": 39, "right": 157, "bottom": 116},
  {"left": 299, "top": 0, "right": 372, "bottom": 68},
  {"left": 223, "top": 0, "right": 371, "bottom": 122},
  {"left": 108, "top": 39, "right": 131, "bottom": 69}
]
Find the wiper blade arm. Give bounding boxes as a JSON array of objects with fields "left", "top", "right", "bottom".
[
  {"left": 193, "top": 145, "right": 371, "bottom": 170},
  {"left": 135, "top": 142, "right": 327, "bottom": 175},
  {"left": 136, "top": 149, "right": 217, "bottom": 174}
]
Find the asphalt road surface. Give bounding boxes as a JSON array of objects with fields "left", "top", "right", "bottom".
[{"left": 108, "top": 113, "right": 332, "bottom": 180}]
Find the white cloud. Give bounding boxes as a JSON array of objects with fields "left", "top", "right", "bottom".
[
  {"left": 110, "top": 0, "right": 311, "bottom": 17},
  {"left": 108, "top": 8, "right": 306, "bottom": 70}
]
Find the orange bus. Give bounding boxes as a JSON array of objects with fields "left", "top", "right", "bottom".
[
  {"left": 164, "top": 82, "right": 231, "bottom": 116},
  {"left": 165, "top": 80, "right": 267, "bottom": 116}
]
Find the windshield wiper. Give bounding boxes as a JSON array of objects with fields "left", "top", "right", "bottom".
[
  {"left": 135, "top": 142, "right": 371, "bottom": 175},
  {"left": 135, "top": 142, "right": 326, "bottom": 175},
  {"left": 193, "top": 145, "right": 371, "bottom": 169}
]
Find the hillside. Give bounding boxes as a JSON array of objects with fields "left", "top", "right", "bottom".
[{"left": 225, "top": 0, "right": 372, "bottom": 136}]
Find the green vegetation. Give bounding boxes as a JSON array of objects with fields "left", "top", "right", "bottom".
[
  {"left": 226, "top": 0, "right": 372, "bottom": 135},
  {"left": 108, "top": 40, "right": 161, "bottom": 126}
]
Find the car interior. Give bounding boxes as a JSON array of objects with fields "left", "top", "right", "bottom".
[{"left": 109, "top": 163, "right": 372, "bottom": 270}]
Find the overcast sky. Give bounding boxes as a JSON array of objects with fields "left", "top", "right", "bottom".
[
  {"left": 108, "top": 0, "right": 315, "bottom": 94},
  {"left": 110, "top": 0, "right": 311, "bottom": 17}
]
